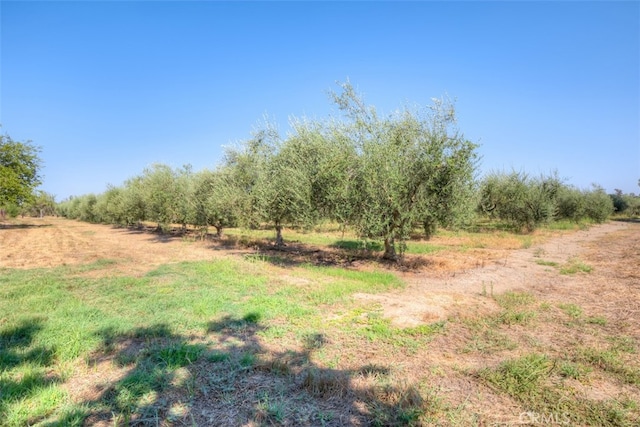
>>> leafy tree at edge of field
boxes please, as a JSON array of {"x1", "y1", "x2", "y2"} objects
[{"x1": 0, "y1": 132, "x2": 43, "y2": 216}]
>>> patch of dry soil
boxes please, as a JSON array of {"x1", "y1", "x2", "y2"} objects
[
  {"x1": 355, "y1": 221, "x2": 639, "y2": 329},
  {"x1": 0, "y1": 217, "x2": 225, "y2": 275}
]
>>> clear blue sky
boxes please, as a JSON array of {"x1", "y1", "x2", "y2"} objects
[{"x1": 2, "y1": 1, "x2": 639, "y2": 200}]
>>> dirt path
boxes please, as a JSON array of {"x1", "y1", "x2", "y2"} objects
[{"x1": 355, "y1": 221, "x2": 640, "y2": 328}]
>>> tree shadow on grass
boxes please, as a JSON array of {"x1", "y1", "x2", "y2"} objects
[
  {"x1": 0, "y1": 318, "x2": 60, "y2": 424},
  {"x1": 51, "y1": 314, "x2": 438, "y2": 426}
]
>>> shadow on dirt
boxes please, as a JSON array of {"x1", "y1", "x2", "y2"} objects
[
  {"x1": 45, "y1": 315, "x2": 435, "y2": 426},
  {"x1": 0, "y1": 222, "x2": 53, "y2": 230},
  {"x1": 613, "y1": 217, "x2": 640, "y2": 224},
  {"x1": 111, "y1": 223, "x2": 432, "y2": 271}
]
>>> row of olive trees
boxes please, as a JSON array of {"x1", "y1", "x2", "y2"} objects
[
  {"x1": 477, "y1": 170, "x2": 615, "y2": 231},
  {"x1": 58, "y1": 83, "x2": 480, "y2": 259},
  {"x1": 57, "y1": 164, "x2": 239, "y2": 237},
  {"x1": 57, "y1": 83, "x2": 625, "y2": 257}
]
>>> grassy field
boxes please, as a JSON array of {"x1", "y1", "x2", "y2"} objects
[{"x1": 1, "y1": 218, "x2": 639, "y2": 426}]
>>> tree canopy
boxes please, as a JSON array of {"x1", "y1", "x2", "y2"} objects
[
  {"x1": 0, "y1": 133, "x2": 42, "y2": 209},
  {"x1": 327, "y1": 83, "x2": 478, "y2": 258}
]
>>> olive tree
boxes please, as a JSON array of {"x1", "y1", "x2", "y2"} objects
[
  {"x1": 583, "y1": 185, "x2": 614, "y2": 223},
  {"x1": 119, "y1": 175, "x2": 147, "y2": 226},
  {"x1": 225, "y1": 120, "x2": 335, "y2": 247},
  {"x1": 330, "y1": 83, "x2": 478, "y2": 259},
  {"x1": 138, "y1": 163, "x2": 193, "y2": 232},
  {"x1": 192, "y1": 168, "x2": 240, "y2": 238},
  {"x1": 94, "y1": 185, "x2": 125, "y2": 225},
  {"x1": 478, "y1": 171, "x2": 560, "y2": 232},
  {"x1": 224, "y1": 127, "x2": 276, "y2": 231},
  {"x1": 257, "y1": 131, "x2": 317, "y2": 247}
]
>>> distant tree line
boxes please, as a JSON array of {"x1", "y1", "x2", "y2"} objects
[
  {"x1": 477, "y1": 171, "x2": 618, "y2": 232},
  {"x1": 55, "y1": 84, "x2": 635, "y2": 258}
]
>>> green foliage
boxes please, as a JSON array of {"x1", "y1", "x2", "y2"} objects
[
  {"x1": 556, "y1": 185, "x2": 586, "y2": 222},
  {"x1": 328, "y1": 82, "x2": 478, "y2": 258},
  {"x1": 54, "y1": 82, "x2": 621, "y2": 248},
  {"x1": 583, "y1": 185, "x2": 614, "y2": 223},
  {"x1": 224, "y1": 123, "x2": 310, "y2": 245},
  {"x1": 0, "y1": 133, "x2": 42, "y2": 211},
  {"x1": 94, "y1": 185, "x2": 125, "y2": 224},
  {"x1": 559, "y1": 258, "x2": 592, "y2": 275},
  {"x1": 257, "y1": 127, "x2": 319, "y2": 245},
  {"x1": 478, "y1": 171, "x2": 560, "y2": 232},
  {"x1": 610, "y1": 188, "x2": 640, "y2": 217},
  {"x1": 553, "y1": 184, "x2": 613, "y2": 224},
  {"x1": 22, "y1": 190, "x2": 56, "y2": 218},
  {"x1": 191, "y1": 168, "x2": 239, "y2": 237},
  {"x1": 139, "y1": 163, "x2": 193, "y2": 230},
  {"x1": 224, "y1": 126, "x2": 276, "y2": 230}
]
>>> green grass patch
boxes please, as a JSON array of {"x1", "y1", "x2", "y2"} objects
[
  {"x1": 560, "y1": 258, "x2": 593, "y2": 275},
  {"x1": 479, "y1": 353, "x2": 551, "y2": 397},
  {"x1": 331, "y1": 240, "x2": 383, "y2": 251},
  {"x1": 478, "y1": 353, "x2": 639, "y2": 426},
  {"x1": 153, "y1": 342, "x2": 205, "y2": 369},
  {"x1": 341, "y1": 309, "x2": 445, "y2": 352},
  {"x1": 535, "y1": 259, "x2": 558, "y2": 267},
  {"x1": 558, "y1": 361, "x2": 592, "y2": 381},
  {"x1": 297, "y1": 265, "x2": 403, "y2": 305},
  {"x1": 404, "y1": 241, "x2": 447, "y2": 255},
  {"x1": 559, "y1": 303, "x2": 583, "y2": 319},
  {"x1": 577, "y1": 347, "x2": 640, "y2": 385},
  {"x1": 586, "y1": 316, "x2": 607, "y2": 326},
  {"x1": 492, "y1": 291, "x2": 537, "y2": 326}
]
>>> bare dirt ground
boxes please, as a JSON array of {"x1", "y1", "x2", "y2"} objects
[
  {"x1": 0, "y1": 217, "x2": 225, "y2": 275},
  {"x1": 357, "y1": 220, "x2": 640, "y2": 329}
]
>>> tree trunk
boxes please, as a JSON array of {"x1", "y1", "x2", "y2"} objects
[
  {"x1": 423, "y1": 218, "x2": 437, "y2": 240},
  {"x1": 383, "y1": 237, "x2": 397, "y2": 260},
  {"x1": 275, "y1": 224, "x2": 285, "y2": 248},
  {"x1": 214, "y1": 225, "x2": 223, "y2": 239}
]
